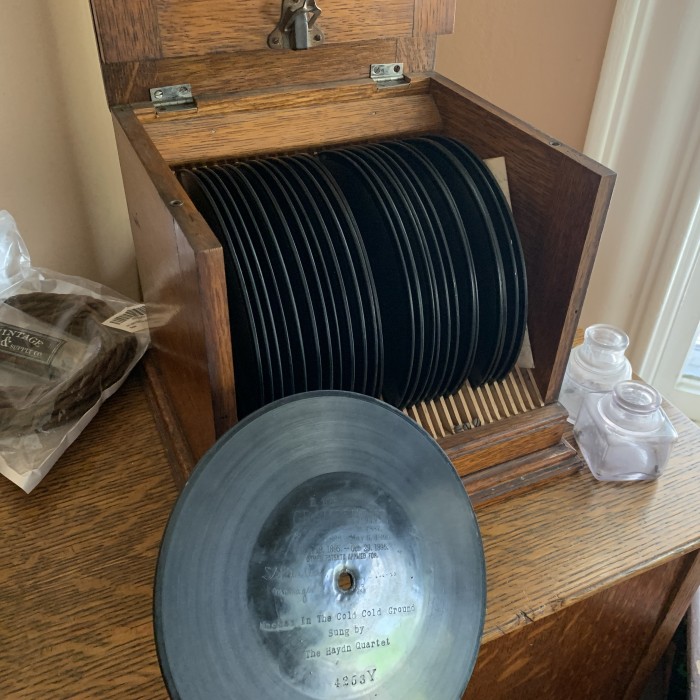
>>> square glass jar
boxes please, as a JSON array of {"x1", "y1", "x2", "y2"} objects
[{"x1": 573, "y1": 381, "x2": 678, "y2": 482}]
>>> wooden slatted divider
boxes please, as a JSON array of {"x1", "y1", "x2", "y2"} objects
[{"x1": 405, "y1": 366, "x2": 542, "y2": 441}]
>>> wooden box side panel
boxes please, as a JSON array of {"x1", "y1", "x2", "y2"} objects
[
  {"x1": 430, "y1": 76, "x2": 616, "y2": 403},
  {"x1": 136, "y1": 80, "x2": 443, "y2": 165},
  {"x1": 112, "y1": 108, "x2": 236, "y2": 461},
  {"x1": 90, "y1": 0, "x2": 453, "y2": 64}
]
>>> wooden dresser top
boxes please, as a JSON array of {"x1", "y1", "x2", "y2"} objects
[{"x1": 1, "y1": 363, "x2": 699, "y2": 697}]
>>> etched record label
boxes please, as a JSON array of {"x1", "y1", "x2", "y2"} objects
[{"x1": 248, "y1": 472, "x2": 422, "y2": 696}]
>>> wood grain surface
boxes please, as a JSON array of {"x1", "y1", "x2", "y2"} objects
[
  {"x1": 0, "y1": 370, "x2": 175, "y2": 699},
  {"x1": 463, "y1": 439, "x2": 581, "y2": 507},
  {"x1": 624, "y1": 551, "x2": 700, "y2": 700},
  {"x1": 477, "y1": 400, "x2": 700, "y2": 644},
  {"x1": 112, "y1": 107, "x2": 237, "y2": 458},
  {"x1": 89, "y1": 0, "x2": 449, "y2": 66},
  {"x1": 157, "y1": 0, "x2": 415, "y2": 56},
  {"x1": 442, "y1": 403, "x2": 568, "y2": 475},
  {"x1": 2, "y1": 369, "x2": 699, "y2": 698},
  {"x1": 100, "y1": 39, "x2": 396, "y2": 106},
  {"x1": 397, "y1": 35, "x2": 437, "y2": 73},
  {"x1": 140, "y1": 87, "x2": 442, "y2": 165},
  {"x1": 90, "y1": 0, "x2": 161, "y2": 64},
  {"x1": 413, "y1": 0, "x2": 455, "y2": 36},
  {"x1": 463, "y1": 552, "x2": 700, "y2": 700}
]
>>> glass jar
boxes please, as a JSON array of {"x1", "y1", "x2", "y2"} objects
[
  {"x1": 573, "y1": 380, "x2": 678, "y2": 482},
  {"x1": 559, "y1": 324, "x2": 632, "y2": 423}
]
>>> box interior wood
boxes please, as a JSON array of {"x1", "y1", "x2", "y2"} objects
[
  {"x1": 91, "y1": 0, "x2": 615, "y2": 500},
  {"x1": 90, "y1": 0, "x2": 453, "y2": 105}
]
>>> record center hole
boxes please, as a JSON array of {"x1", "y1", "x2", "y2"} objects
[{"x1": 337, "y1": 570, "x2": 355, "y2": 593}]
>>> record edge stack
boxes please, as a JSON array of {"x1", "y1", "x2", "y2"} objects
[{"x1": 177, "y1": 133, "x2": 540, "y2": 447}]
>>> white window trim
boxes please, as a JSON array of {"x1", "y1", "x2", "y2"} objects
[{"x1": 583, "y1": 0, "x2": 700, "y2": 419}]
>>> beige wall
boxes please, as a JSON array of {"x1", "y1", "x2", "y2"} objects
[
  {"x1": 0, "y1": 0, "x2": 137, "y2": 298},
  {"x1": 0, "y1": 0, "x2": 614, "y2": 299},
  {"x1": 437, "y1": 0, "x2": 617, "y2": 150}
]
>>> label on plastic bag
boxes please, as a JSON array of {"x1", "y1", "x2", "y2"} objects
[
  {"x1": 0, "y1": 321, "x2": 66, "y2": 375},
  {"x1": 102, "y1": 304, "x2": 149, "y2": 333}
]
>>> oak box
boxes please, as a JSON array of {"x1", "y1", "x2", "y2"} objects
[{"x1": 89, "y1": 0, "x2": 615, "y2": 500}]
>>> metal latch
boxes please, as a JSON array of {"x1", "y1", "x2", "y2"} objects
[
  {"x1": 370, "y1": 63, "x2": 409, "y2": 88},
  {"x1": 268, "y1": 0, "x2": 324, "y2": 50},
  {"x1": 149, "y1": 84, "x2": 197, "y2": 114}
]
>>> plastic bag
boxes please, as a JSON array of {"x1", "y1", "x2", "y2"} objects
[{"x1": 0, "y1": 211, "x2": 149, "y2": 492}]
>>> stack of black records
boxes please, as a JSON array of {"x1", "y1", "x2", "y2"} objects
[{"x1": 179, "y1": 135, "x2": 527, "y2": 417}]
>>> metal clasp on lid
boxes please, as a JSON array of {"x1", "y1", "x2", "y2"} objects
[{"x1": 268, "y1": 0, "x2": 324, "y2": 50}]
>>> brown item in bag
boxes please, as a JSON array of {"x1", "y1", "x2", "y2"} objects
[{"x1": 0, "y1": 292, "x2": 139, "y2": 434}]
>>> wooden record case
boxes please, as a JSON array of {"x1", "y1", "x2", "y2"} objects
[{"x1": 89, "y1": 0, "x2": 615, "y2": 500}]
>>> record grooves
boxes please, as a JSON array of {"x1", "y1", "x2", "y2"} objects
[
  {"x1": 178, "y1": 134, "x2": 528, "y2": 415},
  {"x1": 155, "y1": 391, "x2": 486, "y2": 699}
]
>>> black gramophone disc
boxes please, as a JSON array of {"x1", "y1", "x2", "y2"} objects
[
  {"x1": 236, "y1": 162, "x2": 322, "y2": 393},
  {"x1": 155, "y1": 391, "x2": 486, "y2": 700},
  {"x1": 270, "y1": 156, "x2": 348, "y2": 391},
  {"x1": 279, "y1": 156, "x2": 356, "y2": 393},
  {"x1": 407, "y1": 138, "x2": 506, "y2": 387},
  {"x1": 319, "y1": 149, "x2": 418, "y2": 408},
  {"x1": 441, "y1": 138, "x2": 528, "y2": 380},
  {"x1": 371, "y1": 143, "x2": 460, "y2": 400},
  {"x1": 212, "y1": 164, "x2": 297, "y2": 399},
  {"x1": 220, "y1": 164, "x2": 310, "y2": 394},
  {"x1": 293, "y1": 155, "x2": 383, "y2": 398},
  {"x1": 247, "y1": 158, "x2": 334, "y2": 390},
  {"x1": 382, "y1": 142, "x2": 478, "y2": 396},
  {"x1": 197, "y1": 166, "x2": 284, "y2": 403},
  {"x1": 424, "y1": 136, "x2": 526, "y2": 381},
  {"x1": 178, "y1": 168, "x2": 267, "y2": 416},
  {"x1": 335, "y1": 147, "x2": 428, "y2": 408},
  {"x1": 350, "y1": 144, "x2": 440, "y2": 407}
]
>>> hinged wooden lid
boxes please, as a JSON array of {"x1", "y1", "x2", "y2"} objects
[{"x1": 90, "y1": 0, "x2": 455, "y2": 105}]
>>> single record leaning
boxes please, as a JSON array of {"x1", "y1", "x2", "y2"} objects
[{"x1": 154, "y1": 391, "x2": 486, "y2": 700}]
